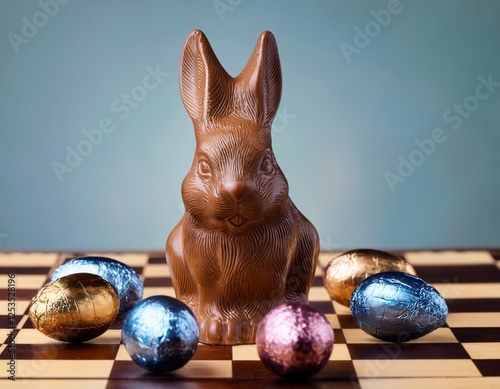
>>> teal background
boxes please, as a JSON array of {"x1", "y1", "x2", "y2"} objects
[{"x1": 1, "y1": 0, "x2": 499, "y2": 251}]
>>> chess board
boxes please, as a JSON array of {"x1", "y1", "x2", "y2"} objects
[{"x1": 1, "y1": 251, "x2": 500, "y2": 388}]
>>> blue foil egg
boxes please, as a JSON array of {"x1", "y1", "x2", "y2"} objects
[
  {"x1": 122, "y1": 295, "x2": 199, "y2": 373},
  {"x1": 51, "y1": 256, "x2": 143, "y2": 315},
  {"x1": 350, "y1": 272, "x2": 448, "y2": 342}
]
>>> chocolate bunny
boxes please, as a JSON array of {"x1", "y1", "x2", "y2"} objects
[{"x1": 166, "y1": 30, "x2": 319, "y2": 344}]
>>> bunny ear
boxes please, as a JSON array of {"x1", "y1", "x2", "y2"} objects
[
  {"x1": 236, "y1": 31, "x2": 282, "y2": 128},
  {"x1": 179, "y1": 30, "x2": 231, "y2": 126}
]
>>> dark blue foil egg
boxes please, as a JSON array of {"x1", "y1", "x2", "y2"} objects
[
  {"x1": 122, "y1": 295, "x2": 199, "y2": 373},
  {"x1": 350, "y1": 271, "x2": 448, "y2": 342},
  {"x1": 51, "y1": 256, "x2": 143, "y2": 315}
]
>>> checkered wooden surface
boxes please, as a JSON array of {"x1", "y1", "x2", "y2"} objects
[{"x1": 1, "y1": 251, "x2": 500, "y2": 388}]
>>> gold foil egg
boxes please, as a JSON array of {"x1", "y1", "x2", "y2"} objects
[
  {"x1": 29, "y1": 272, "x2": 119, "y2": 342},
  {"x1": 324, "y1": 249, "x2": 417, "y2": 307}
]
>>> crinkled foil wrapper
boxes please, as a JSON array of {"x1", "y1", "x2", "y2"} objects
[
  {"x1": 29, "y1": 272, "x2": 119, "y2": 342},
  {"x1": 51, "y1": 256, "x2": 143, "y2": 315},
  {"x1": 350, "y1": 271, "x2": 448, "y2": 342},
  {"x1": 256, "y1": 303, "x2": 334, "y2": 377},
  {"x1": 324, "y1": 249, "x2": 417, "y2": 306},
  {"x1": 122, "y1": 295, "x2": 199, "y2": 372}
]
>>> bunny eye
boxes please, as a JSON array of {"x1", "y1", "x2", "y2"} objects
[
  {"x1": 197, "y1": 159, "x2": 212, "y2": 177},
  {"x1": 260, "y1": 153, "x2": 275, "y2": 175}
]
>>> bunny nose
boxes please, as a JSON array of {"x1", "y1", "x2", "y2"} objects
[{"x1": 224, "y1": 180, "x2": 250, "y2": 202}]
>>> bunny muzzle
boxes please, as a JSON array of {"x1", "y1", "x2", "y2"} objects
[{"x1": 214, "y1": 179, "x2": 264, "y2": 232}]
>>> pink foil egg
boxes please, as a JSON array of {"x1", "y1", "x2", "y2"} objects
[{"x1": 256, "y1": 303, "x2": 334, "y2": 378}]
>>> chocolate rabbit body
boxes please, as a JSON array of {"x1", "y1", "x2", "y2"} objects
[{"x1": 166, "y1": 30, "x2": 319, "y2": 345}]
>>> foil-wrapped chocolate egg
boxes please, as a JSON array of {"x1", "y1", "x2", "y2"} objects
[
  {"x1": 122, "y1": 295, "x2": 199, "y2": 373},
  {"x1": 29, "y1": 273, "x2": 119, "y2": 343},
  {"x1": 256, "y1": 303, "x2": 334, "y2": 378},
  {"x1": 350, "y1": 271, "x2": 448, "y2": 342},
  {"x1": 51, "y1": 256, "x2": 143, "y2": 315},
  {"x1": 324, "y1": 249, "x2": 416, "y2": 306}
]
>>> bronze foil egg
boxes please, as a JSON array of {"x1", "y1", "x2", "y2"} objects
[
  {"x1": 29, "y1": 272, "x2": 119, "y2": 342},
  {"x1": 324, "y1": 249, "x2": 417, "y2": 306}
]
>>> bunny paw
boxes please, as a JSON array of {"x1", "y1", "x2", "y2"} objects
[
  {"x1": 224, "y1": 318, "x2": 256, "y2": 344},
  {"x1": 199, "y1": 317, "x2": 256, "y2": 345},
  {"x1": 199, "y1": 317, "x2": 224, "y2": 344}
]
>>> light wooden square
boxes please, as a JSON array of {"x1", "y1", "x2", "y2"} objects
[
  {"x1": 407, "y1": 328, "x2": 458, "y2": 343},
  {"x1": 359, "y1": 377, "x2": 500, "y2": 389},
  {"x1": 462, "y1": 342, "x2": 500, "y2": 359},
  {"x1": 0, "y1": 274, "x2": 48, "y2": 291},
  {"x1": 142, "y1": 263, "x2": 170, "y2": 277},
  {"x1": 330, "y1": 343, "x2": 351, "y2": 360},
  {"x1": 333, "y1": 301, "x2": 352, "y2": 315},
  {"x1": 115, "y1": 344, "x2": 132, "y2": 361},
  {"x1": 0, "y1": 360, "x2": 114, "y2": 379},
  {"x1": 3, "y1": 379, "x2": 109, "y2": 389},
  {"x1": 325, "y1": 313, "x2": 340, "y2": 329},
  {"x1": 405, "y1": 251, "x2": 494, "y2": 266},
  {"x1": 175, "y1": 360, "x2": 232, "y2": 378},
  {"x1": 82, "y1": 253, "x2": 149, "y2": 267},
  {"x1": 143, "y1": 286, "x2": 176, "y2": 298},
  {"x1": 14, "y1": 329, "x2": 121, "y2": 344},
  {"x1": 342, "y1": 328, "x2": 456, "y2": 344},
  {"x1": 232, "y1": 344, "x2": 259, "y2": 361},
  {"x1": 434, "y1": 283, "x2": 500, "y2": 299},
  {"x1": 343, "y1": 329, "x2": 391, "y2": 344},
  {"x1": 308, "y1": 286, "x2": 331, "y2": 301},
  {"x1": 446, "y1": 312, "x2": 500, "y2": 328},
  {"x1": 0, "y1": 253, "x2": 59, "y2": 267},
  {"x1": 0, "y1": 300, "x2": 31, "y2": 316},
  {"x1": 353, "y1": 359, "x2": 481, "y2": 378}
]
